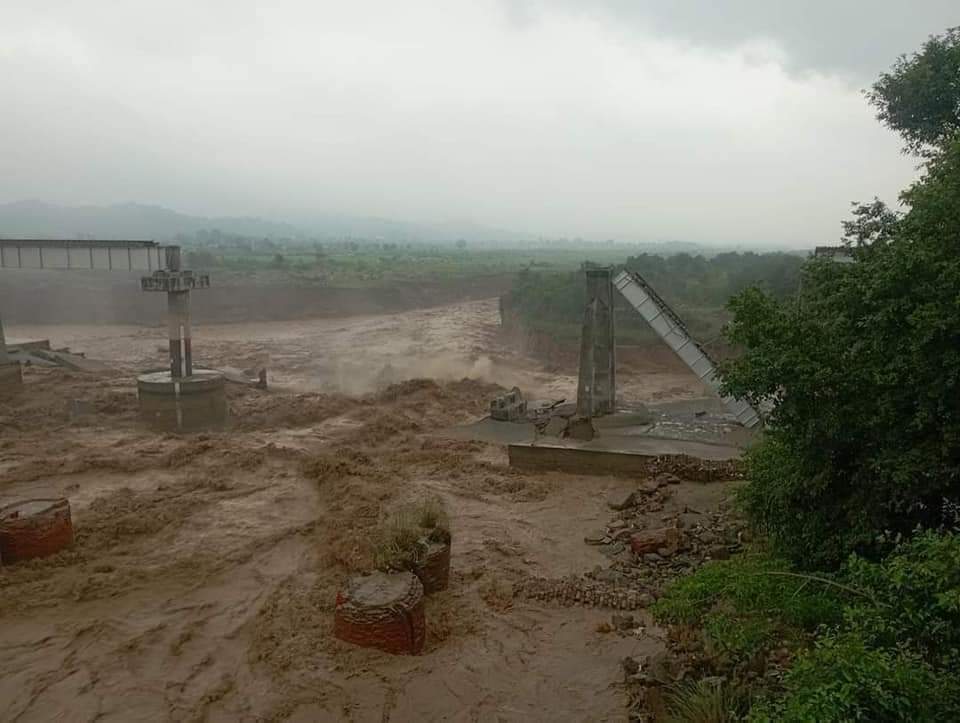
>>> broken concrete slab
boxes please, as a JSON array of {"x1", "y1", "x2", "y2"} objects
[
  {"x1": 220, "y1": 366, "x2": 268, "y2": 388},
  {"x1": 39, "y1": 350, "x2": 111, "y2": 372},
  {"x1": 8, "y1": 348, "x2": 111, "y2": 373},
  {"x1": 607, "y1": 490, "x2": 637, "y2": 511},
  {"x1": 543, "y1": 416, "x2": 567, "y2": 437},
  {"x1": 5, "y1": 338, "x2": 51, "y2": 352}
]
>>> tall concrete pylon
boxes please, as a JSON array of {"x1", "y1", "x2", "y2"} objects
[{"x1": 576, "y1": 266, "x2": 616, "y2": 417}]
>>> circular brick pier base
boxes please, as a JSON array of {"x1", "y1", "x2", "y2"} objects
[
  {"x1": 0, "y1": 498, "x2": 74, "y2": 564},
  {"x1": 413, "y1": 541, "x2": 451, "y2": 595},
  {"x1": 334, "y1": 571, "x2": 426, "y2": 655}
]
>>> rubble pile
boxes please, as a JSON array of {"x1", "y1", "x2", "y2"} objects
[
  {"x1": 620, "y1": 623, "x2": 794, "y2": 722},
  {"x1": 513, "y1": 575, "x2": 653, "y2": 610},
  {"x1": 514, "y1": 473, "x2": 747, "y2": 610},
  {"x1": 636, "y1": 456, "x2": 744, "y2": 483}
]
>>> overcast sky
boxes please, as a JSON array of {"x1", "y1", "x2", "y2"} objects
[{"x1": 1, "y1": 1, "x2": 956, "y2": 245}]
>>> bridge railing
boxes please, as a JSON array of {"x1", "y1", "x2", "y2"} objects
[{"x1": 0, "y1": 239, "x2": 164, "y2": 272}]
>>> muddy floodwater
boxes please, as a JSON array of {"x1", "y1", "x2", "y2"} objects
[{"x1": 1, "y1": 299, "x2": 722, "y2": 722}]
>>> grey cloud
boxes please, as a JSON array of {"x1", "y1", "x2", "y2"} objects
[
  {"x1": 528, "y1": 1, "x2": 958, "y2": 80},
  {"x1": 0, "y1": 1, "x2": 934, "y2": 246}
]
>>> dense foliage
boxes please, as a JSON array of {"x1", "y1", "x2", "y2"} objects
[
  {"x1": 503, "y1": 251, "x2": 803, "y2": 344},
  {"x1": 721, "y1": 28, "x2": 960, "y2": 568},
  {"x1": 654, "y1": 533, "x2": 960, "y2": 722},
  {"x1": 752, "y1": 532, "x2": 960, "y2": 722},
  {"x1": 652, "y1": 553, "x2": 844, "y2": 657},
  {"x1": 867, "y1": 27, "x2": 960, "y2": 157},
  {"x1": 185, "y1": 240, "x2": 645, "y2": 284},
  {"x1": 649, "y1": 29, "x2": 960, "y2": 722}
]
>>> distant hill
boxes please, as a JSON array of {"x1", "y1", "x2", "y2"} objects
[
  {"x1": 0, "y1": 200, "x2": 802, "y2": 250},
  {"x1": 0, "y1": 201, "x2": 531, "y2": 243},
  {"x1": 0, "y1": 201, "x2": 300, "y2": 241}
]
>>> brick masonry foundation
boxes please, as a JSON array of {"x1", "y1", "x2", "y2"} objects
[{"x1": 0, "y1": 498, "x2": 74, "y2": 564}]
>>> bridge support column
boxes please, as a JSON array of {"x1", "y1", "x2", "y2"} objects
[
  {"x1": 163, "y1": 246, "x2": 193, "y2": 379},
  {"x1": 0, "y1": 314, "x2": 23, "y2": 392},
  {"x1": 137, "y1": 245, "x2": 225, "y2": 431},
  {"x1": 576, "y1": 267, "x2": 616, "y2": 417},
  {"x1": 167, "y1": 291, "x2": 192, "y2": 378}
]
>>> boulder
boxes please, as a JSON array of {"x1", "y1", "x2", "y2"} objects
[
  {"x1": 612, "y1": 613, "x2": 636, "y2": 631},
  {"x1": 637, "y1": 479, "x2": 660, "y2": 495},
  {"x1": 629, "y1": 525, "x2": 681, "y2": 556},
  {"x1": 584, "y1": 531, "x2": 608, "y2": 545},
  {"x1": 543, "y1": 416, "x2": 567, "y2": 437},
  {"x1": 607, "y1": 490, "x2": 637, "y2": 511}
]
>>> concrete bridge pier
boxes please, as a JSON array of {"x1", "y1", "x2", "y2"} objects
[
  {"x1": 137, "y1": 246, "x2": 226, "y2": 432},
  {"x1": 576, "y1": 266, "x2": 616, "y2": 417},
  {"x1": 0, "y1": 314, "x2": 23, "y2": 392}
]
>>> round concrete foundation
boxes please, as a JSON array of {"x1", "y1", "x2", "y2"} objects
[
  {"x1": 137, "y1": 370, "x2": 228, "y2": 432},
  {"x1": 0, "y1": 498, "x2": 74, "y2": 564},
  {"x1": 0, "y1": 362, "x2": 23, "y2": 394}
]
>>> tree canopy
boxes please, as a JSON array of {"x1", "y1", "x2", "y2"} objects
[
  {"x1": 867, "y1": 27, "x2": 960, "y2": 157},
  {"x1": 722, "y1": 29, "x2": 960, "y2": 568}
]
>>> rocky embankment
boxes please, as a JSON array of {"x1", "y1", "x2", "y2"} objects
[{"x1": 514, "y1": 472, "x2": 747, "y2": 610}]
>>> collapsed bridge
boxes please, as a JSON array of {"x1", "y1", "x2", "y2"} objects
[
  {"x1": 0, "y1": 238, "x2": 223, "y2": 430},
  {"x1": 576, "y1": 265, "x2": 761, "y2": 428}
]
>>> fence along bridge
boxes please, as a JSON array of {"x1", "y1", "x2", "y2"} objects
[{"x1": 0, "y1": 238, "x2": 165, "y2": 272}]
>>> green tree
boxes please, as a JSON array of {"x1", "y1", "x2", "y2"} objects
[
  {"x1": 867, "y1": 27, "x2": 960, "y2": 157},
  {"x1": 722, "y1": 29, "x2": 960, "y2": 568}
]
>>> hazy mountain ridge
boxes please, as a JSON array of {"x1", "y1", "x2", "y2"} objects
[
  {"x1": 0, "y1": 201, "x2": 804, "y2": 253},
  {"x1": 0, "y1": 201, "x2": 300, "y2": 241},
  {"x1": 0, "y1": 201, "x2": 530, "y2": 244}
]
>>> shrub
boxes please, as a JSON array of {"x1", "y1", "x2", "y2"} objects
[
  {"x1": 841, "y1": 530, "x2": 960, "y2": 669},
  {"x1": 735, "y1": 434, "x2": 879, "y2": 569},
  {"x1": 749, "y1": 632, "x2": 960, "y2": 722},
  {"x1": 652, "y1": 553, "x2": 843, "y2": 659},
  {"x1": 372, "y1": 496, "x2": 450, "y2": 572},
  {"x1": 721, "y1": 106, "x2": 960, "y2": 569},
  {"x1": 664, "y1": 679, "x2": 746, "y2": 723},
  {"x1": 656, "y1": 532, "x2": 960, "y2": 721}
]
